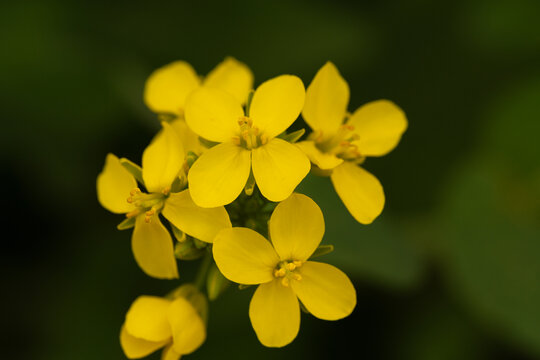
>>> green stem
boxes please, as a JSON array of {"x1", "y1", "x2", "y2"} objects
[{"x1": 194, "y1": 251, "x2": 212, "y2": 291}]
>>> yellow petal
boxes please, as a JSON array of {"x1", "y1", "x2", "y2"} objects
[
  {"x1": 168, "y1": 297, "x2": 206, "y2": 355},
  {"x1": 188, "y1": 142, "x2": 251, "y2": 207},
  {"x1": 302, "y1": 62, "x2": 349, "y2": 138},
  {"x1": 269, "y1": 193, "x2": 324, "y2": 261},
  {"x1": 330, "y1": 162, "x2": 385, "y2": 224},
  {"x1": 161, "y1": 344, "x2": 182, "y2": 360},
  {"x1": 169, "y1": 119, "x2": 204, "y2": 155},
  {"x1": 347, "y1": 100, "x2": 407, "y2": 157},
  {"x1": 249, "y1": 280, "x2": 300, "y2": 348},
  {"x1": 142, "y1": 122, "x2": 185, "y2": 193},
  {"x1": 97, "y1": 153, "x2": 136, "y2": 214},
  {"x1": 132, "y1": 216, "x2": 179, "y2": 279},
  {"x1": 125, "y1": 296, "x2": 172, "y2": 342},
  {"x1": 291, "y1": 261, "x2": 356, "y2": 320},
  {"x1": 296, "y1": 140, "x2": 343, "y2": 170},
  {"x1": 252, "y1": 138, "x2": 310, "y2": 202},
  {"x1": 249, "y1": 75, "x2": 305, "y2": 138},
  {"x1": 203, "y1": 57, "x2": 254, "y2": 104},
  {"x1": 162, "y1": 189, "x2": 231, "y2": 243},
  {"x1": 213, "y1": 228, "x2": 279, "y2": 285},
  {"x1": 144, "y1": 61, "x2": 200, "y2": 115},
  {"x1": 184, "y1": 87, "x2": 244, "y2": 143},
  {"x1": 120, "y1": 325, "x2": 168, "y2": 359}
]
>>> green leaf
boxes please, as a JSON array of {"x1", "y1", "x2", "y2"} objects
[
  {"x1": 206, "y1": 263, "x2": 231, "y2": 301},
  {"x1": 440, "y1": 158, "x2": 540, "y2": 355},
  {"x1": 297, "y1": 174, "x2": 423, "y2": 288},
  {"x1": 119, "y1": 158, "x2": 144, "y2": 185},
  {"x1": 116, "y1": 217, "x2": 135, "y2": 230}
]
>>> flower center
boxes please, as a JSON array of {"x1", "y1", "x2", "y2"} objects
[
  {"x1": 273, "y1": 260, "x2": 304, "y2": 287},
  {"x1": 312, "y1": 124, "x2": 365, "y2": 163},
  {"x1": 232, "y1": 116, "x2": 268, "y2": 150},
  {"x1": 125, "y1": 187, "x2": 168, "y2": 223}
]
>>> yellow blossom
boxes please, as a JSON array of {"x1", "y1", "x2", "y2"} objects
[
  {"x1": 144, "y1": 57, "x2": 254, "y2": 155},
  {"x1": 96, "y1": 122, "x2": 231, "y2": 279},
  {"x1": 120, "y1": 289, "x2": 206, "y2": 360},
  {"x1": 213, "y1": 193, "x2": 356, "y2": 347},
  {"x1": 184, "y1": 75, "x2": 310, "y2": 207},
  {"x1": 297, "y1": 62, "x2": 408, "y2": 224}
]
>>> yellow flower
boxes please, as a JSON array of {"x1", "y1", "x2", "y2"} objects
[
  {"x1": 184, "y1": 75, "x2": 310, "y2": 207},
  {"x1": 120, "y1": 288, "x2": 206, "y2": 360},
  {"x1": 297, "y1": 62, "x2": 408, "y2": 224},
  {"x1": 144, "y1": 57, "x2": 254, "y2": 155},
  {"x1": 96, "y1": 122, "x2": 231, "y2": 279},
  {"x1": 213, "y1": 193, "x2": 356, "y2": 347}
]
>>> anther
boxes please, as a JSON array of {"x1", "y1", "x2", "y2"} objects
[
  {"x1": 340, "y1": 141, "x2": 351, "y2": 147},
  {"x1": 126, "y1": 197, "x2": 133, "y2": 203},
  {"x1": 281, "y1": 277, "x2": 290, "y2": 287},
  {"x1": 293, "y1": 260, "x2": 303, "y2": 267},
  {"x1": 130, "y1": 188, "x2": 141, "y2": 196},
  {"x1": 232, "y1": 136, "x2": 241, "y2": 145},
  {"x1": 293, "y1": 274, "x2": 302, "y2": 281},
  {"x1": 162, "y1": 187, "x2": 171, "y2": 195},
  {"x1": 260, "y1": 134, "x2": 268, "y2": 145},
  {"x1": 287, "y1": 263, "x2": 296, "y2": 271},
  {"x1": 275, "y1": 268, "x2": 286, "y2": 277}
]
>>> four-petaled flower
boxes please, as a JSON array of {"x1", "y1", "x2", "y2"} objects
[
  {"x1": 297, "y1": 62, "x2": 407, "y2": 224},
  {"x1": 97, "y1": 122, "x2": 231, "y2": 279},
  {"x1": 120, "y1": 289, "x2": 206, "y2": 360},
  {"x1": 213, "y1": 193, "x2": 356, "y2": 347},
  {"x1": 144, "y1": 57, "x2": 254, "y2": 155},
  {"x1": 184, "y1": 75, "x2": 311, "y2": 207}
]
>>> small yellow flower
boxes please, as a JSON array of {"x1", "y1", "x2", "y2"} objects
[
  {"x1": 184, "y1": 75, "x2": 310, "y2": 207},
  {"x1": 97, "y1": 122, "x2": 231, "y2": 279},
  {"x1": 213, "y1": 193, "x2": 356, "y2": 347},
  {"x1": 144, "y1": 57, "x2": 254, "y2": 155},
  {"x1": 297, "y1": 62, "x2": 408, "y2": 224},
  {"x1": 120, "y1": 291, "x2": 206, "y2": 360}
]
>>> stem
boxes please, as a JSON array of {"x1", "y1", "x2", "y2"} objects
[{"x1": 194, "y1": 251, "x2": 212, "y2": 291}]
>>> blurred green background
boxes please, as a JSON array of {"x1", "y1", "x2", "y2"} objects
[{"x1": 2, "y1": 0, "x2": 539, "y2": 359}]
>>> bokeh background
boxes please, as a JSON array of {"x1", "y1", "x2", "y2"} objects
[{"x1": 2, "y1": 0, "x2": 539, "y2": 359}]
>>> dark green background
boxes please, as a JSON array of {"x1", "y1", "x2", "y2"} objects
[{"x1": 2, "y1": 0, "x2": 539, "y2": 359}]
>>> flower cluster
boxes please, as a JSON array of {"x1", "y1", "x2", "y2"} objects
[{"x1": 97, "y1": 57, "x2": 407, "y2": 358}]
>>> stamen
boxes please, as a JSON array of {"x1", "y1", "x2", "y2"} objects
[
  {"x1": 161, "y1": 187, "x2": 171, "y2": 195},
  {"x1": 232, "y1": 136, "x2": 241, "y2": 145},
  {"x1": 293, "y1": 274, "x2": 302, "y2": 281},
  {"x1": 281, "y1": 278, "x2": 290, "y2": 287},
  {"x1": 286, "y1": 263, "x2": 296, "y2": 271},
  {"x1": 293, "y1": 260, "x2": 303, "y2": 267},
  {"x1": 126, "y1": 209, "x2": 141, "y2": 218}
]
